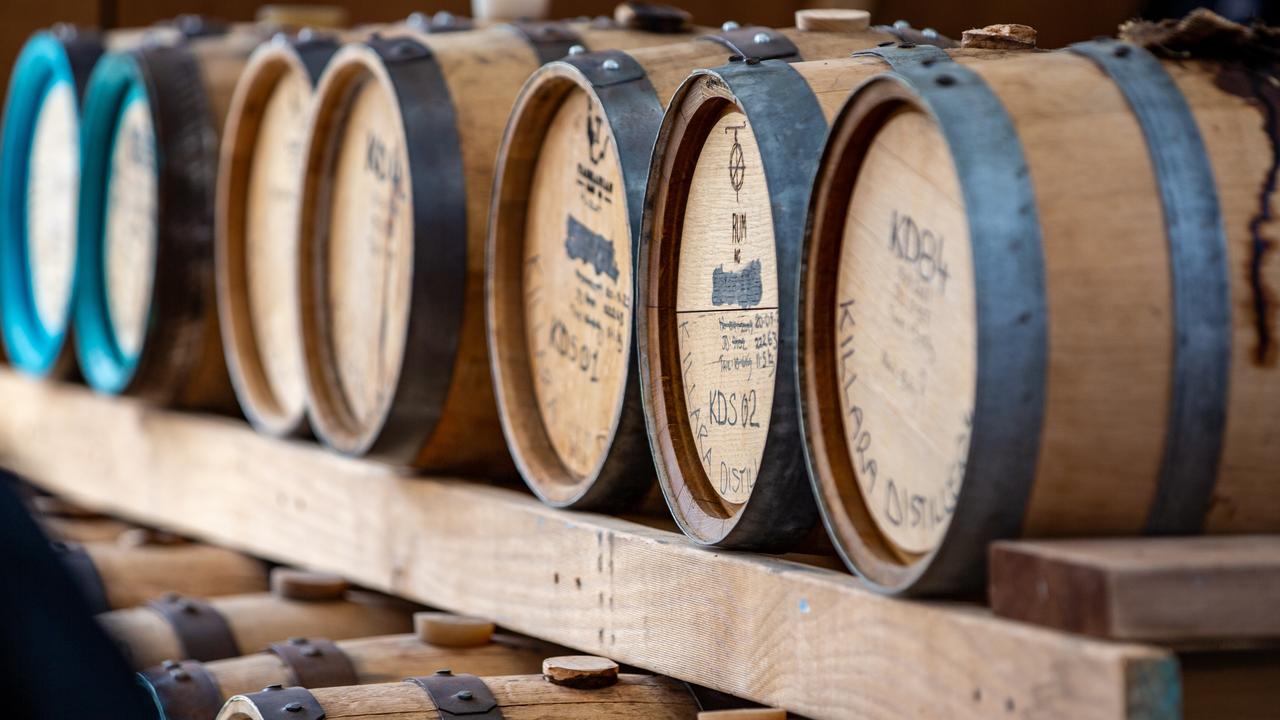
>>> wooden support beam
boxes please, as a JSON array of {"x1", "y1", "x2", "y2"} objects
[
  {"x1": 990, "y1": 538, "x2": 1280, "y2": 644},
  {"x1": 0, "y1": 372, "x2": 1190, "y2": 719}
]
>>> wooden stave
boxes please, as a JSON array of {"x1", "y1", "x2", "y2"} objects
[
  {"x1": 798, "y1": 44, "x2": 1280, "y2": 596},
  {"x1": 216, "y1": 33, "x2": 344, "y2": 437},
  {"x1": 217, "y1": 673, "x2": 700, "y2": 720},
  {"x1": 488, "y1": 28, "x2": 893, "y2": 511},
  {"x1": 0, "y1": 26, "x2": 103, "y2": 377},
  {"x1": 74, "y1": 31, "x2": 263, "y2": 410},
  {"x1": 81, "y1": 541, "x2": 270, "y2": 609},
  {"x1": 140, "y1": 631, "x2": 551, "y2": 720},
  {"x1": 298, "y1": 22, "x2": 696, "y2": 473}
]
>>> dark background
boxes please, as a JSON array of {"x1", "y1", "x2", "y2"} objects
[{"x1": 2, "y1": 0, "x2": 1277, "y2": 100}]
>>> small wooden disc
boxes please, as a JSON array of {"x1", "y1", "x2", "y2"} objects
[
  {"x1": 794, "y1": 9, "x2": 871, "y2": 33},
  {"x1": 324, "y1": 73, "x2": 413, "y2": 435},
  {"x1": 697, "y1": 710, "x2": 787, "y2": 720},
  {"x1": 270, "y1": 568, "x2": 349, "y2": 601},
  {"x1": 243, "y1": 63, "x2": 312, "y2": 422},
  {"x1": 522, "y1": 87, "x2": 633, "y2": 479},
  {"x1": 541, "y1": 655, "x2": 619, "y2": 688},
  {"x1": 104, "y1": 92, "x2": 158, "y2": 359},
  {"x1": 25, "y1": 80, "x2": 80, "y2": 333},
  {"x1": 414, "y1": 611, "x2": 495, "y2": 647},
  {"x1": 675, "y1": 110, "x2": 778, "y2": 505},
  {"x1": 835, "y1": 105, "x2": 975, "y2": 555}
]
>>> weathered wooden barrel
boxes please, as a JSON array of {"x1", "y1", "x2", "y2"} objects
[
  {"x1": 487, "y1": 10, "x2": 892, "y2": 510},
  {"x1": 636, "y1": 33, "x2": 958, "y2": 549},
  {"x1": 800, "y1": 38, "x2": 1280, "y2": 595},
  {"x1": 297, "y1": 7, "x2": 698, "y2": 473},
  {"x1": 139, "y1": 612, "x2": 553, "y2": 720},
  {"x1": 100, "y1": 569, "x2": 418, "y2": 669},
  {"x1": 74, "y1": 24, "x2": 269, "y2": 409},
  {"x1": 216, "y1": 665, "x2": 698, "y2": 720},
  {"x1": 216, "y1": 17, "x2": 474, "y2": 437},
  {"x1": 55, "y1": 538, "x2": 268, "y2": 612}
]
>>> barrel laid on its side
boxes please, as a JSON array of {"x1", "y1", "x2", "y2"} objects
[
  {"x1": 800, "y1": 39, "x2": 1280, "y2": 595},
  {"x1": 138, "y1": 612, "x2": 555, "y2": 720},
  {"x1": 74, "y1": 26, "x2": 267, "y2": 409},
  {"x1": 488, "y1": 10, "x2": 892, "y2": 511},
  {"x1": 100, "y1": 569, "x2": 417, "y2": 669},
  {"x1": 297, "y1": 8, "x2": 696, "y2": 473}
]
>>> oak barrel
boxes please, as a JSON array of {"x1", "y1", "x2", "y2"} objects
[
  {"x1": 216, "y1": 669, "x2": 699, "y2": 720},
  {"x1": 100, "y1": 570, "x2": 417, "y2": 669},
  {"x1": 74, "y1": 24, "x2": 268, "y2": 409},
  {"x1": 487, "y1": 10, "x2": 890, "y2": 510},
  {"x1": 637, "y1": 34, "x2": 958, "y2": 549},
  {"x1": 800, "y1": 37, "x2": 1280, "y2": 594},
  {"x1": 139, "y1": 613, "x2": 553, "y2": 720},
  {"x1": 215, "y1": 16, "x2": 474, "y2": 437},
  {"x1": 56, "y1": 539, "x2": 268, "y2": 612},
  {"x1": 297, "y1": 8, "x2": 697, "y2": 473}
]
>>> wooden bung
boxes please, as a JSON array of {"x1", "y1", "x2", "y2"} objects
[
  {"x1": 99, "y1": 573, "x2": 417, "y2": 669},
  {"x1": 799, "y1": 40, "x2": 1280, "y2": 595},
  {"x1": 69, "y1": 540, "x2": 268, "y2": 610},
  {"x1": 297, "y1": 9, "x2": 698, "y2": 472},
  {"x1": 216, "y1": 672, "x2": 699, "y2": 720},
  {"x1": 138, "y1": 619, "x2": 553, "y2": 720},
  {"x1": 488, "y1": 12, "x2": 893, "y2": 509},
  {"x1": 216, "y1": 17, "x2": 475, "y2": 436},
  {"x1": 74, "y1": 24, "x2": 270, "y2": 409},
  {"x1": 637, "y1": 37, "x2": 959, "y2": 549}
]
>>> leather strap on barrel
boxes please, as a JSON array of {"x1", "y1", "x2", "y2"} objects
[
  {"x1": 700, "y1": 26, "x2": 798, "y2": 62},
  {"x1": 148, "y1": 594, "x2": 240, "y2": 662},
  {"x1": 242, "y1": 685, "x2": 326, "y2": 720},
  {"x1": 1068, "y1": 39, "x2": 1231, "y2": 535},
  {"x1": 139, "y1": 659, "x2": 224, "y2": 720},
  {"x1": 407, "y1": 671, "x2": 504, "y2": 719},
  {"x1": 268, "y1": 637, "x2": 359, "y2": 689},
  {"x1": 52, "y1": 541, "x2": 110, "y2": 614},
  {"x1": 509, "y1": 22, "x2": 582, "y2": 63}
]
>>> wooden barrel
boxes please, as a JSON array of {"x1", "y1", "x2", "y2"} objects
[
  {"x1": 297, "y1": 8, "x2": 698, "y2": 473},
  {"x1": 488, "y1": 11, "x2": 893, "y2": 510},
  {"x1": 100, "y1": 569, "x2": 417, "y2": 669},
  {"x1": 56, "y1": 538, "x2": 268, "y2": 612},
  {"x1": 800, "y1": 38, "x2": 1280, "y2": 595},
  {"x1": 636, "y1": 33, "x2": 960, "y2": 549},
  {"x1": 216, "y1": 17, "x2": 474, "y2": 437},
  {"x1": 139, "y1": 612, "x2": 553, "y2": 720},
  {"x1": 74, "y1": 24, "x2": 269, "y2": 409},
  {"x1": 216, "y1": 668, "x2": 698, "y2": 720}
]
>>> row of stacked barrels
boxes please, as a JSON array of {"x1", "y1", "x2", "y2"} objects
[
  {"x1": 0, "y1": 4, "x2": 1276, "y2": 594},
  {"x1": 34, "y1": 499, "x2": 769, "y2": 720}
]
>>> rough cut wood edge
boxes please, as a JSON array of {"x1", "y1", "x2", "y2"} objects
[
  {"x1": 0, "y1": 371, "x2": 1179, "y2": 719},
  {"x1": 989, "y1": 537, "x2": 1280, "y2": 644}
]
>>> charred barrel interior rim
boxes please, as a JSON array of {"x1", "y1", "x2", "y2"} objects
[
  {"x1": 0, "y1": 32, "x2": 95, "y2": 374},
  {"x1": 74, "y1": 51, "x2": 155, "y2": 393},
  {"x1": 218, "y1": 46, "x2": 321, "y2": 436}
]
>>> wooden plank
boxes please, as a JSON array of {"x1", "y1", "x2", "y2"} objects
[
  {"x1": 990, "y1": 538, "x2": 1280, "y2": 644},
  {"x1": 0, "y1": 371, "x2": 1178, "y2": 719}
]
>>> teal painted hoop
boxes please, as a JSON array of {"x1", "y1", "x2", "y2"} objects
[
  {"x1": 74, "y1": 51, "x2": 157, "y2": 393},
  {"x1": 0, "y1": 31, "x2": 100, "y2": 375}
]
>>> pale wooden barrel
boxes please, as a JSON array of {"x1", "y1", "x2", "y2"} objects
[
  {"x1": 487, "y1": 11, "x2": 891, "y2": 510},
  {"x1": 637, "y1": 36, "x2": 958, "y2": 549},
  {"x1": 215, "y1": 17, "x2": 475, "y2": 437},
  {"x1": 800, "y1": 39, "x2": 1280, "y2": 595},
  {"x1": 296, "y1": 10, "x2": 698, "y2": 474},
  {"x1": 138, "y1": 613, "x2": 556, "y2": 720},
  {"x1": 216, "y1": 670, "x2": 698, "y2": 720},
  {"x1": 74, "y1": 25, "x2": 269, "y2": 410},
  {"x1": 57, "y1": 539, "x2": 268, "y2": 612},
  {"x1": 99, "y1": 570, "x2": 417, "y2": 668}
]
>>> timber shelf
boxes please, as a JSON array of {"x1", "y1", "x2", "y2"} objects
[{"x1": 0, "y1": 370, "x2": 1271, "y2": 720}]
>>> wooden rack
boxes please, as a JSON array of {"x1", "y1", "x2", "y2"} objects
[{"x1": 1, "y1": 370, "x2": 1274, "y2": 720}]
